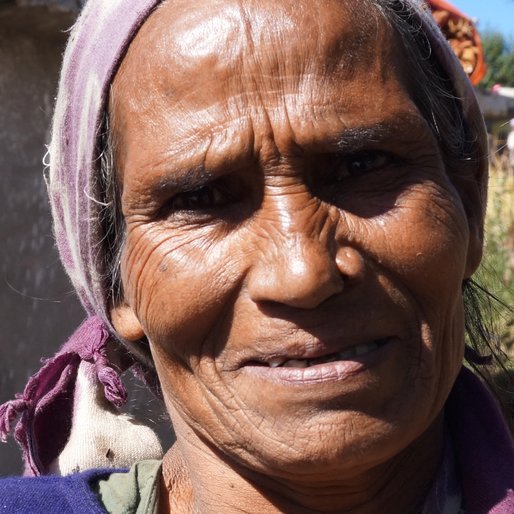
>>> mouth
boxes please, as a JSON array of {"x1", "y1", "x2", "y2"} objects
[{"x1": 246, "y1": 338, "x2": 391, "y2": 369}]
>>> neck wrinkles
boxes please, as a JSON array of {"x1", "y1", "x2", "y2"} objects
[{"x1": 161, "y1": 415, "x2": 445, "y2": 514}]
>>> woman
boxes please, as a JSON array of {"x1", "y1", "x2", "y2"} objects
[{"x1": 1, "y1": 0, "x2": 513, "y2": 512}]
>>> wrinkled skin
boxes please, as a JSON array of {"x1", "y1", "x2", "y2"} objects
[{"x1": 111, "y1": 0, "x2": 484, "y2": 512}]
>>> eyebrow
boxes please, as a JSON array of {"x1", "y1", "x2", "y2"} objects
[
  {"x1": 151, "y1": 164, "x2": 215, "y2": 197},
  {"x1": 139, "y1": 110, "x2": 433, "y2": 199},
  {"x1": 334, "y1": 112, "x2": 432, "y2": 152}
]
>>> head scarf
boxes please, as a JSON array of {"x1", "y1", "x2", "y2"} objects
[{"x1": 0, "y1": 0, "x2": 488, "y2": 476}]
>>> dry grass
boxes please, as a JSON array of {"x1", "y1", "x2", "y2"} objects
[{"x1": 478, "y1": 165, "x2": 514, "y2": 354}]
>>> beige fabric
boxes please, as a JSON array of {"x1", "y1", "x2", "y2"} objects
[{"x1": 48, "y1": 362, "x2": 163, "y2": 475}]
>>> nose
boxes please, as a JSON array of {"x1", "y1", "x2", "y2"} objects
[{"x1": 247, "y1": 215, "x2": 365, "y2": 310}]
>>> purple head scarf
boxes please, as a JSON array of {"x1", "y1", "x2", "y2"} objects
[
  {"x1": 0, "y1": 0, "x2": 165, "y2": 476},
  {"x1": 0, "y1": 0, "x2": 496, "y2": 481},
  {"x1": 48, "y1": 0, "x2": 161, "y2": 354}
]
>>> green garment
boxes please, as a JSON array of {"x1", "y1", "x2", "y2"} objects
[{"x1": 93, "y1": 460, "x2": 162, "y2": 514}]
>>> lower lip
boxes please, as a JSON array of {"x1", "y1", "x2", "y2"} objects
[{"x1": 241, "y1": 339, "x2": 395, "y2": 385}]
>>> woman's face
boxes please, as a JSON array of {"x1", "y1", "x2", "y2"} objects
[{"x1": 112, "y1": 0, "x2": 482, "y2": 478}]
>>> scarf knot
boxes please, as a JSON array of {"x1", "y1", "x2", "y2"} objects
[
  {"x1": 0, "y1": 316, "x2": 128, "y2": 475},
  {"x1": 74, "y1": 317, "x2": 127, "y2": 408},
  {"x1": 0, "y1": 396, "x2": 28, "y2": 443}
]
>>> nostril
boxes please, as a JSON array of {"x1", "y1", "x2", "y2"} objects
[
  {"x1": 335, "y1": 246, "x2": 366, "y2": 283},
  {"x1": 248, "y1": 258, "x2": 344, "y2": 310},
  {"x1": 247, "y1": 230, "x2": 349, "y2": 310}
]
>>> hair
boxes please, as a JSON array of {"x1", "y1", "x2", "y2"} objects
[
  {"x1": 95, "y1": 0, "x2": 510, "y2": 387},
  {"x1": 98, "y1": 111, "x2": 123, "y2": 305}
]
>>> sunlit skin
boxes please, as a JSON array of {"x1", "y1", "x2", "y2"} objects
[{"x1": 110, "y1": 0, "x2": 484, "y2": 512}]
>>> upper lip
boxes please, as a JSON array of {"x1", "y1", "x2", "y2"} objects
[
  {"x1": 236, "y1": 333, "x2": 396, "y2": 368},
  {"x1": 224, "y1": 301, "x2": 408, "y2": 370}
]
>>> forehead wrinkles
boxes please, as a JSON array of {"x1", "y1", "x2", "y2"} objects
[
  {"x1": 110, "y1": 0, "x2": 409, "y2": 175},
  {"x1": 114, "y1": 0, "x2": 388, "y2": 109}
]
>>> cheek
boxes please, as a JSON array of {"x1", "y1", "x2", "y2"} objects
[
  {"x1": 120, "y1": 223, "x2": 245, "y2": 349},
  {"x1": 367, "y1": 183, "x2": 470, "y2": 311},
  {"x1": 369, "y1": 183, "x2": 469, "y2": 379}
]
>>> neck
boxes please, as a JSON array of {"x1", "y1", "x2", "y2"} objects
[{"x1": 160, "y1": 417, "x2": 444, "y2": 514}]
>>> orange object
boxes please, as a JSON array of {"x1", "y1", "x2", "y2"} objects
[{"x1": 428, "y1": 0, "x2": 487, "y2": 85}]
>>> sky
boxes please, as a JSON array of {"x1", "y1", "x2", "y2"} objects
[{"x1": 453, "y1": 0, "x2": 514, "y2": 37}]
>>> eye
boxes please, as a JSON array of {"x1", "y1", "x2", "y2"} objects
[
  {"x1": 168, "y1": 183, "x2": 231, "y2": 212},
  {"x1": 334, "y1": 151, "x2": 394, "y2": 180}
]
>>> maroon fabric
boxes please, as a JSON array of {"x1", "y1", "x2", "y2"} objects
[
  {"x1": 421, "y1": 367, "x2": 514, "y2": 513},
  {"x1": 447, "y1": 368, "x2": 514, "y2": 513},
  {"x1": 0, "y1": 317, "x2": 127, "y2": 476}
]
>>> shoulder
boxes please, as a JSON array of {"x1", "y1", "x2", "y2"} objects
[
  {"x1": 447, "y1": 368, "x2": 514, "y2": 511},
  {"x1": 96, "y1": 459, "x2": 162, "y2": 514},
  {"x1": 0, "y1": 468, "x2": 118, "y2": 514}
]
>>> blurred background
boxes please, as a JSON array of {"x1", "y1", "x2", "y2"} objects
[{"x1": 0, "y1": 0, "x2": 513, "y2": 477}]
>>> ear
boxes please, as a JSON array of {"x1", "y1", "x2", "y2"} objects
[
  {"x1": 465, "y1": 223, "x2": 483, "y2": 280},
  {"x1": 451, "y1": 158, "x2": 487, "y2": 280},
  {"x1": 110, "y1": 303, "x2": 145, "y2": 341}
]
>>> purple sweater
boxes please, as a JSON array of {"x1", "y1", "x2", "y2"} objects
[
  {"x1": 1, "y1": 369, "x2": 513, "y2": 514},
  {"x1": 0, "y1": 468, "x2": 113, "y2": 513}
]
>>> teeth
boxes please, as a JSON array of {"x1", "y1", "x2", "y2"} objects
[
  {"x1": 354, "y1": 341, "x2": 378, "y2": 356},
  {"x1": 282, "y1": 359, "x2": 309, "y2": 368},
  {"x1": 266, "y1": 340, "x2": 385, "y2": 368},
  {"x1": 338, "y1": 349, "x2": 355, "y2": 360},
  {"x1": 309, "y1": 353, "x2": 338, "y2": 366}
]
